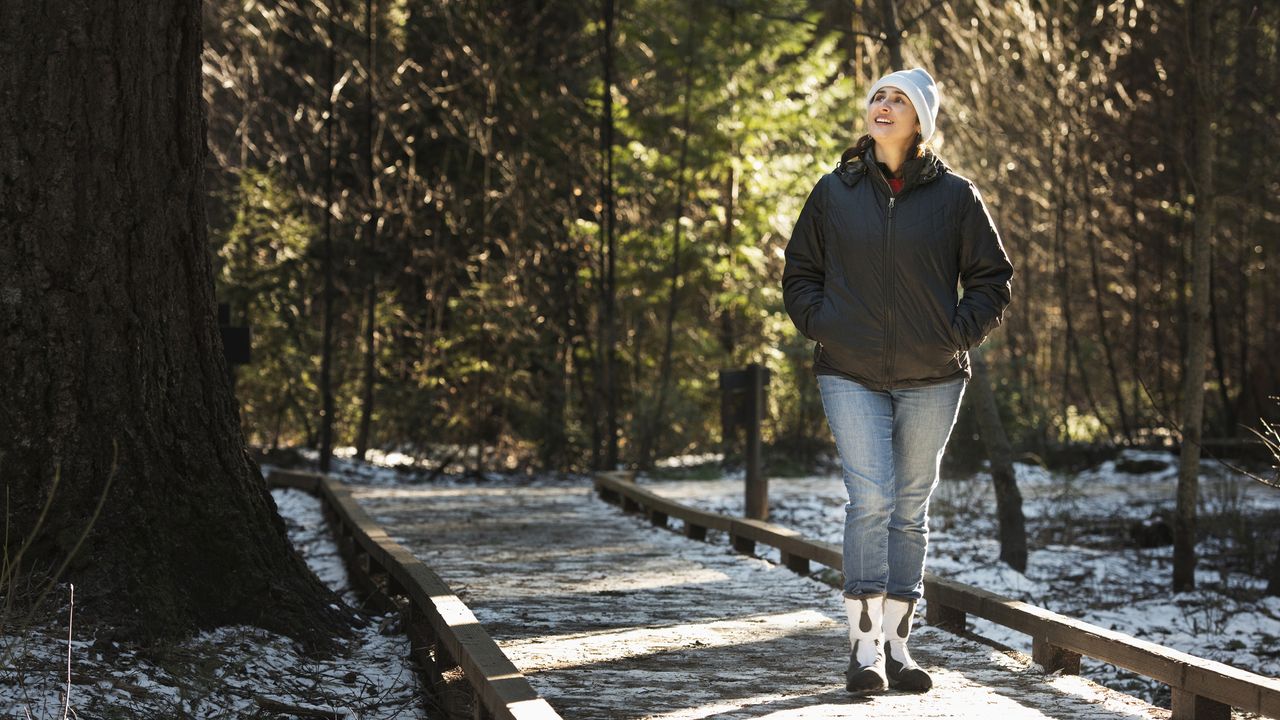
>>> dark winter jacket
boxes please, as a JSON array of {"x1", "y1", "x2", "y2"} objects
[{"x1": 782, "y1": 147, "x2": 1013, "y2": 390}]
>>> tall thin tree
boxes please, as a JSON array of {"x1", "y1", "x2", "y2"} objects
[
  {"x1": 1173, "y1": 0, "x2": 1218, "y2": 592},
  {"x1": 319, "y1": 0, "x2": 340, "y2": 473},
  {"x1": 639, "y1": 0, "x2": 699, "y2": 470},
  {"x1": 971, "y1": 349, "x2": 1028, "y2": 571},
  {"x1": 600, "y1": 0, "x2": 620, "y2": 470},
  {"x1": 355, "y1": 0, "x2": 379, "y2": 461}
]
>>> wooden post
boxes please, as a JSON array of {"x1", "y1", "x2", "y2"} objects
[
  {"x1": 744, "y1": 362, "x2": 768, "y2": 520},
  {"x1": 1032, "y1": 637, "x2": 1081, "y2": 675},
  {"x1": 926, "y1": 601, "x2": 966, "y2": 632},
  {"x1": 1171, "y1": 689, "x2": 1231, "y2": 720},
  {"x1": 596, "y1": 485, "x2": 618, "y2": 504},
  {"x1": 781, "y1": 552, "x2": 810, "y2": 575}
]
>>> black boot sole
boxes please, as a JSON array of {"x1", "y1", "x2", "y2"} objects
[
  {"x1": 846, "y1": 667, "x2": 886, "y2": 694},
  {"x1": 886, "y1": 668, "x2": 932, "y2": 692}
]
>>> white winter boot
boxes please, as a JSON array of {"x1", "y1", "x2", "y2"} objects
[
  {"x1": 883, "y1": 597, "x2": 932, "y2": 692},
  {"x1": 843, "y1": 594, "x2": 887, "y2": 693}
]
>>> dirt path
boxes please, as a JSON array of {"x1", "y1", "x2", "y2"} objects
[{"x1": 352, "y1": 480, "x2": 1168, "y2": 719}]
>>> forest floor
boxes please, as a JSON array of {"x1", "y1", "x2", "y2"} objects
[
  {"x1": 3, "y1": 446, "x2": 1275, "y2": 717},
  {"x1": 0, "y1": 486, "x2": 432, "y2": 719}
]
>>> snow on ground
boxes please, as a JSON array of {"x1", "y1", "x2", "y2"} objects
[
  {"x1": 0, "y1": 487, "x2": 429, "y2": 719},
  {"x1": 638, "y1": 448, "x2": 1280, "y2": 707}
]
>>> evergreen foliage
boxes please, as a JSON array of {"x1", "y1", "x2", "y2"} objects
[{"x1": 202, "y1": 0, "x2": 1280, "y2": 471}]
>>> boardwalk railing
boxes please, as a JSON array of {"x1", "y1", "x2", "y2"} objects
[
  {"x1": 268, "y1": 469, "x2": 563, "y2": 720},
  {"x1": 594, "y1": 471, "x2": 1280, "y2": 720}
]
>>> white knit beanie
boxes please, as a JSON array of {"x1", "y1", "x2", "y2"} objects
[{"x1": 865, "y1": 68, "x2": 941, "y2": 143}]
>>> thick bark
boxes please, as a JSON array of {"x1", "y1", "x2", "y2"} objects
[
  {"x1": 1174, "y1": 0, "x2": 1216, "y2": 593},
  {"x1": 970, "y1": 350, "x2": 1028, "y2": 572},
  {"x1": 0, "y1": 0, "x2": 349, "y2": 644}
]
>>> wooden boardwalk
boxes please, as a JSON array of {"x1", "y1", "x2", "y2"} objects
[{"x1": 351, "y1": 480, "x2": 1169, "y2": 719}]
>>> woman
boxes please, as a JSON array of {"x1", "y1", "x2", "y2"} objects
[{"x1": 782, "y1": 67, "x2": 1013, "y2": 694}]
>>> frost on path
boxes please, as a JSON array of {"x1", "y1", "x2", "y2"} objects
[{"x1": 353, "y1": 481, "x2": 1169, "y2": 720}]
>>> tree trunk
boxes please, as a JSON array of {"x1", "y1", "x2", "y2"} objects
[
  {"x1": 1087, "y1": 217, "x2": 1132, "y2": 443},
  {"x1": 1208, "y1": 253, "x2": 1232, "y2": 435},
  {"x1": 1050, "y1": 134, "x2": 1072, "y2": 441},
  {"x1": 1174, "y1": 0, "x2": 1216, "y2": 593},
  {"x1": 0, "y1": 0, "x2": 349, "y2": 645},
  {"x1": 599, "y1": 0, "x2": 620, "y2": 470},
  {"x1": 876, "y1": 0, "x2": 904, "y2": 69},
  {"x1": 717, "y1": 4, "x2": 740, "y2": 363},
  {"x1": 355, "y1": 279, "x2": 376, "y2": 459},
  {"x1": 318, "y1": 0, "x2": 339, "y2": 473},
  {"x1": 970, "y1": 350, "x2": 1028, "y2": 572},
  {"x1": 1065, "y1": 135, "x2": 1116, "y2": 442},
  {"x1": 355, "y1": 0, "x2": 379, "y2": 461},
  {"x1": 638, "y1": 1, "x2": 697, "y2": 472},
  {"x1": 1129, "y1": 174, "x2": 1143, "y2": 437}
]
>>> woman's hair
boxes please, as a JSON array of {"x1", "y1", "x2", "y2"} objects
[{"x1": 840, "y1": 132, "x2": 925, "y2": 166}]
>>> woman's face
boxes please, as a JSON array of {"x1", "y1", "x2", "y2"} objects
[{"x1": 866, "y1": 86, "x2": 921, "y2": 147}]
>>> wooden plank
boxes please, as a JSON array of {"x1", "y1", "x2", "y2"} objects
[
  {"x1": 781, "y1": 552, "x2": 810, "y2": 575},
  {"x1": 305, "y1": 476, "x2": 564, "y2": 720},
  {"x1": 265, "y1": 470, "x2": 561, "y2": 717},
  {"x1": 1171, "y1": 688, "x2": 1231, "y2": 720},
  {"x1": 590, "y1": 473, "x2": 1280, "y2": 717},
  {"x1": 266, "y1": 469, "x2": 322, "y2": 493},
  {"x1": 1032, "y1": 636, "x2": 1081, "y2": 675},
  {"x1": 1040, "y1": 617, "x2": 1187, "y2": 687},
  {"x1": 927, "y1": 573, "x2": 1189, "y2": 688},
  {"x1": 1184, "y1": 659, "x2": 1280, "y2": 714},
  {"x1": 594, "y1": 475, "x2": 732, "y2": 532},
  {"x1": 923, "y1": 574, "x2": 986, "y2": 617},
  {"x1": 596, "y1": 470, "x2": 637, "y2": 484},
  {"x1": 729, "y1": 518, "x2": 842, "y2": 570},
  {"x1": 1261, "y1": 682, "x2": 1280, "y2": 719},
  {"x1": 372, "y1": 545, "x2": 563, "y2": 720},
  {"x1": 925, "y1": 602, "x2": 966, "y2": 632}
]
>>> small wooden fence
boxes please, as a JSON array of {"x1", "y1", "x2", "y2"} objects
[
  {"x1": 268, "y1": 469, "x2": 563, "y2": 720},
  {"x1": 594, "y1": 471, "x2": 1280, "y2": 720}
]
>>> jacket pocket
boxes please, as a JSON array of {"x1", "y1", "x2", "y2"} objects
[{"x1": 808, "y1": 299, "x2": 833, "y2": 344}]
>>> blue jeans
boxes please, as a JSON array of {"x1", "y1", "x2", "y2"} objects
[{"x1": 817, "y1": 374, "x2": 966, "y2": 600}]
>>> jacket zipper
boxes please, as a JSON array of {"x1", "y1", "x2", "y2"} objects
[{"x1": 883, "y1": 195, "x2": 896, "y2": 384}]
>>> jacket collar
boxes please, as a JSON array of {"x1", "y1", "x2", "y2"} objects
[{"x1": 834, "y1": 145, "x2": 948, "y2": 191}]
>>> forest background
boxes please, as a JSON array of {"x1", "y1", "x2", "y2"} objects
[{"x1": 203, "y1": 0, "x2": 1280, "y2": 477}]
